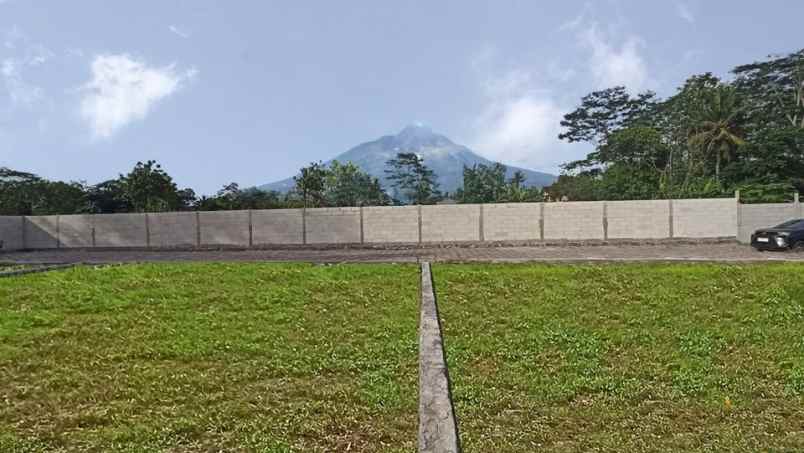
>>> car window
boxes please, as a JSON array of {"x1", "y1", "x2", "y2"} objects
[{"x1": 773, "y1": 219, "x2": 804, "y2": 228}]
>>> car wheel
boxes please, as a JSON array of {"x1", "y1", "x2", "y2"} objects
[{"x1": 793, "y1": 241, "x2": 804, "y2": 253}]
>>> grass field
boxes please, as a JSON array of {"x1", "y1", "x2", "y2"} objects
[
  {"x1": 435, "y1": 263, "x2": 804, "y2": 452},
  {"x1": 0, "y1": 263, "x2": 419, "y2": 452}
]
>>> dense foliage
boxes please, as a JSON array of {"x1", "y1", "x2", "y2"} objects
[
  {"x1": 0, "y1": 161, "x2": 295, "y2": 215},
  {"x1": 546, "y1": 49, "x2": 804, "y2": 202},
  {"x1": 455, "y1": 163, "x2": 543, "y2": 203},
  {"x1": 294, "y1": 160, "x2": 390, "y2": 207}
]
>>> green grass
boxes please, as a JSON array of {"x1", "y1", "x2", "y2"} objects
[
  {"x1": 435, "y1": 263, "x2": 804, "y2": 453},
  {"x1": 0, "y1": 263, "x2": 419, "y2": 452}
]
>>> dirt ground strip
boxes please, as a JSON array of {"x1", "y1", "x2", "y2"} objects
[{"x1": 1, "y1": 243, "x2": 803, "y2": 265}]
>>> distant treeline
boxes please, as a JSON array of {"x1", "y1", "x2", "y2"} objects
[{"x1": 0, "y1": 153, "x2": 543, "y2": 215}]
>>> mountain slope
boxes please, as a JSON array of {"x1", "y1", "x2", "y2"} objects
[{"x1": 260, "y1": 124, "x2": 557, "y2": 194}]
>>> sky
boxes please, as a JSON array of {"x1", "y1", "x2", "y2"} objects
[{"x1": 1, "y1": 0, "x2": 802, "y2": 195}]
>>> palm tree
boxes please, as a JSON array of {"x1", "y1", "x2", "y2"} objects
[{"x1": 688, "y1": 85, "x2": 745, "y2": 183}]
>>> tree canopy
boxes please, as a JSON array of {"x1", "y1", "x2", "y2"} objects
[{"x1": 547, "y1": 48, "x2": 804, "y2": 202}]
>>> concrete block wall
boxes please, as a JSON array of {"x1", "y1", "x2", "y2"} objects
[
  {"x1": 421, "y1": 205, "x2": 480, "y2": 242},
  {"x1": 607, "y1": 200, "x2": 670, "y2": 239},
  {"x1": 94, "y1": 213, "x2": 148, "y2": 247},
  {"x1": 199, "y1": 210, "x2": 250, "y2": 246},
  {"x1": 252, "y1": 209, "x2": 304, "y2": 245},
  {"x1": 483, "y1": 203, "x2": 541, "y2": 241},
  {"x1": 24, "y1": 215, "x2": 59, "y2": 249},
  {"x1": 738, "y1": 203, "x2": 801, "y2": 243},
  {"x1": 673, "y1": 198, "x2": 737, "y2": 238},
  {"x1": 0, "y1": 216, "x2": 24, "y2": 251},
  {"x1": 5, "y1": 196, "x2": 778, "y2": 252},
  {"x1": 58, "y1": 215, "x2": 93, "y2": 248},
  {"x1": 363, "y1": 206, "x2": 419, "y2": 243},
  {"x1": 148, "y1": 212, "x2": 198, "y2": 248},
  {"x1": 305, "y1": 207, "x2": 361, "y2": 244},
  {"x1": 544, "y1": 202, "x2": 605, "y2": 240}
]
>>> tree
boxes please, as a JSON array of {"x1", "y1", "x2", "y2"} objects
[
  {"x1": 324, "y1": 161, "x2": 389, "y2": 207},
  {"x1": 294, "y1": 161, "x2": 328, "y2": 208},
  {"x1": 559, "y1": 86, "x2": 658, "y2": 146},
  {"x1": 688, "y1": 85, "x2": 745, "y2": 183},
  {"x1": 116, "y1": 161, "x2": 183, "y2": 212},
  {"x1": 385, "y1": 152, "x2": 441, "y2": 204},
  {"x1": 0, "y1": 168, "x2": 90, "y2": 215},
  {"x1": 733, "y1": 49, "x2": 804, "y2": 130},
  {"x1": 456, "y1": 164, "x2": 541, "y2": 203},
  {"x1": 458, "y1": 163, "x2": 507, "y2": 203},
  {"x1": 0, "y1": 167, "x2": 44, "y2": 215}
]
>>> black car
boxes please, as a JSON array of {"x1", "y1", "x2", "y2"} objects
[{"x1": 751, "y1": 218, "x2": 804, "y2": 251}]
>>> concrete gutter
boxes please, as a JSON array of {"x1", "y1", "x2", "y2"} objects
[
  {"x1": 419, "y1": 262, "x2": 461, "y2": 452},
  {"x1": 0, "y1": 263, "x2": 79, "y2": 278}
]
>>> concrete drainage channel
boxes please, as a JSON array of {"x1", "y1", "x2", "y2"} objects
[
  {"x1": 419, "y1": 262, "x2": 461, "y2": 453},
  {"x1": 0, "y1": 263, "x2": 80, "y2": 278}
]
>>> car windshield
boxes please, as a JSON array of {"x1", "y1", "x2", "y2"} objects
[{"x1": 773, "y1": 219, "x2": 804, "y2": 229}]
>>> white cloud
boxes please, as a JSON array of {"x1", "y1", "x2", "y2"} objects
[
  {"x1": 676, "y1": 3, "x2": 695, "y2": 23},
  {"x1": 579, "y1": 25, "x2": 649, "y2": 92},
  {"x1": 474, "y1": 94, "x2": 567, "y2": 168},
  {"x1": 168, "y1": 25, "x2": 190, "y2": 39},
  {"x1": 79, "y1": 54, "x2": 196, "y2": 140},
  {"x1": 469, "y1": 61, "x2": 584, "y2": 172}
]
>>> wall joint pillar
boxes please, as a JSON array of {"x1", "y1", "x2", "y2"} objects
[
  {"x1": 539, "y1": 203, "x2": 545, "y2": 242},
  {"x1": 248, "y1": 209, "x2": 254, "y2": 248},
  {"x1": 478, "y1": 204, "x2": 485, "y2": 241},
  {"x1": 195, "y1": 211, "x2": 201, "y2": 247},
  {"x1": 417, "y1": 205, "x2": 423, "y2": 244}
]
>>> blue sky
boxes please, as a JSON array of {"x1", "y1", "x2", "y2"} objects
[{"x1": 1, "y1": 1, "x2": 801, "y2": 194}]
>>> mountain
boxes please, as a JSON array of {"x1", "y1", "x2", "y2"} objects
[{"x1": 260, "y1": 124, "x2": 557, "y2": 194}]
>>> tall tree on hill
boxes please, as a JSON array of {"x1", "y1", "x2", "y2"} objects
[{"x1": 385, "y1": 152, "x2": 441, "y2": 205}]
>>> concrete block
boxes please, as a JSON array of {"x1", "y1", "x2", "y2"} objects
[
  {"x1": 252, "y1": 209, "x2": 304, "y2": 245},
  {"x1": 483, "y1": 203, "x2": 541, "y2": 241},
  {"x1": 673, "y1": 198, "x2": 736, "y2": 238},
  {"x1": 607, "y1": 200, "x2": 670, "y2": 239},
  {"x1": 544, "y1": 202, "x2": 605, "y2": 240},
  {"x1": 421, "y1": 204, "x2": 480, "y2": 242},
  {"x1": 363, "y1": 206, "x2": 419, "y2": 243},
  {"x1": 0, "y1": 216, "x2": 24, "y2": 251},
  {"x1": 199, "y1": 210, "x2": 250, "y2": 246},
  {"x1": 94, "y1": 213, "x2": 147, "y2": 247},
  {"x1": 58, "y1": 215, "x2": 93, "y2": 248},
  {"x1": 305, "y1": 207, "x2": 361, "y2": 244},
  {"x1": 148, "y1": 212, "x2": 198, "y2": 248},
  {"x1": 738, "y1": 203, "x2": 800, "y2": 243}
]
